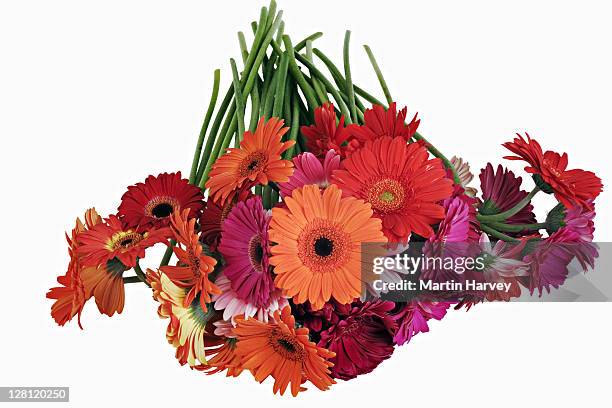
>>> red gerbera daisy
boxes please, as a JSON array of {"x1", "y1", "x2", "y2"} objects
[
  {"x1": 300, "y1": 103, "x2": 355, "y2": 158},
  {"x1": 200, "y1": 189, "x2": 252, "y2": 252},
  {"x1": 332, "y1": 136, "x2": 453, "y2": 243},
  {"x1": 205, "y1": 117, "x2": 294, "y2": 205},
  {"x1": 77, "y1": 215, "x2": 168, "y2": 268},
  {"x1": 503, "y1": 133, "x2": 602, "y2": 209},
  {"x1": 346, "y1": 102, "x2": 420, "y2": 146},
  {"x1": 118, "y1": 172, "x2": 204, "y2": 229},
  {"x1": 47, "y1": 208, "x2": 102, "y2": 328}
]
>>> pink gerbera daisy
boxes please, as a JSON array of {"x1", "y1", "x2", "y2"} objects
[
  {"x1": 218, "y1": 196, "x2": 274, "y2": 307},
  {"x1": 212, "y1": 273, "x2": 288, "y2": 323},
  {"x1": 279, "y1": 149, "x2": 341, "y2": 197}
]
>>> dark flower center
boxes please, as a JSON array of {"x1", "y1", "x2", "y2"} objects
[
  {"x1": 145, "y1": 195, "x2": 180, "y2": 219},
  {"x1": 248, "y1": 235, "x2": 265, "y2": 272},
  {"x1": 314, "y1": 237, "x2": 334, "y2": 257},
  {"x1": 152, "y1": 202, "x2": 174, "y2": 218},
  {"x1": 277, "y1": 339, "x2": 296, "y2": 353},
  {"x1": 269, "y1": 328, "x2": 305, "y2": 361},
  {"x1": 120, "y1": 238, "x2": 134, "y2": 247},
  {"x1": 297, "y1": 219, "x2": 351, "y2": 274},
  {"x1": 239, "y1": 151, "x2": 267, "y2": 177}
]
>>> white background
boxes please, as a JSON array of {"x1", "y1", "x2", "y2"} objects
[{"x1": 1, "y1": 0, "x2": 611, "y2": 407}]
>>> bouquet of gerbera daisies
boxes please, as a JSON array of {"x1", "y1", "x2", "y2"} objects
[{"x1": 48, "y1": 0, "x2": 603, "y2": 397}]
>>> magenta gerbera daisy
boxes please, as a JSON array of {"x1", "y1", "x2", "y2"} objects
[
  {"x1": 118, "y1": 172, "x2": 204, "y2": 229},
  {"x1": 392, "y1": 301, "x2": 451, "y2": 346},
  {"x1": 218, "y1": 196, "x2": 274, "y2": 307},
  {"x1": 278, "y1": 149, "x2": 341, "y2": 197}
]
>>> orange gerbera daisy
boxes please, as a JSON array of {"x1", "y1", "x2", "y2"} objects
[
  {"x1": 80, "y1": 259, "x2": 129, "y2": 317},
  {"x1": 199, "y1": 338, "x2": 244, "y2": 377},
  {"x1": 233, "y1": 306, "x2": 335, "y2": 396},
  {"x1": 160, "y1": 209, "x2": 220, "y2": 311},
  {"x1": 47, "y1": 208, "x2": 102, "y2": 328},
  {"x1": 206, "y1": 117, "x2": 295, "y2": 205},
  {"x1": 147, "y1": 269, "x2": 217, "y2": 368},
  {"x1": 269, "y1": 184, "x2": 387, "y2": 310}
]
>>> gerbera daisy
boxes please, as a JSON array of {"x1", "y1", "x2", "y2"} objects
[
  {"x1": 479, "y1": 163, "x2": 537, "y2": 228},
  {"x1": 118, "y1": 172, "x2": 204, "y2": 229},
  {"x1": 218, "y1": 196, "x2": 274, "y2": 307},
  {"x1": 421, "y1": 196, "x2": 480, "y2": 282},
  {"x1": 77, "y1": 215, "x2": 168, "y2": 268},
  {"x1": 476, "y1": 234, "x2": 529, "y2": 302},
  {"x1": 200, "y1": 189, "x2": 252, "y2": 251},
  {"x1": 200, "y1": 337, "x2": 244, "y2": 377},
  {"x1": 450, "y1": 156, "x2": 477, "y2": 196},
  {"x1": 332, "y1": 136, "x2": 453, "y2": 243},
  {"x1": 80, "y1": 258, "x2": 129, "y2": 317},
  {"x1": 233, "y1": 306, "x2": 336, "y2": 396},
  {"x1": 47, "y1": 208, "x2": 102, "y2": 328},
  {"x1": 503, "y1": 133, "x2": 602, "y2": 209},
  {"x1": 546, "y1": 201, "x2": 595, "y2": 240},
  {"x1": 279, "y1": 150, "x2": 341, "y2": 197},
  {"x1": 318, "y1": 300, "x2": 396, "y2": 380},
  {"x1": 392, "y1": 301, "x2": 451, "y2": 346},
  {"x1": 269, "y1": 184, "x2": 387, "y2": 310},
  {"x1": 346, "y1": 102, "x2": 420, "y2": 145},
  {"x1": 213, "y1": 273, "x2": 288, "y2": 323},
  {"x1": 160, "y1": 209, "x2": 220, "y2": 311},
  {"x1": 300, "y1": 103, "x2": 355, "y2": 158},
  {"x1": 291, "y1": 301, "x2": 351, "y2": 341},
  {"x1": 206, "y1": 117, "x2": 294, "y2": 205},
  {"x1": 147, "y1": 269, "x2": 217, "y2": 368}
]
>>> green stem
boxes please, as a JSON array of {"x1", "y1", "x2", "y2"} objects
[
  {"x1": 487, "y1": 221, "x2": 546, "y2": 233},
  {"x1": 159, "y1": 239, "x2": 176, "y2": 267},
  {"x1": 480, "y1": 224, "x2": 520, "y2": 243},
  {"x1": 195, "y1": 7, "x2": 269, "y2": 185},
  {"x1": 263, "y1": 185, "x2": 272, "y2": 209},
  {"x1": 292, "y1": 52, "x2": 352, "y2": 123},
  {"x1": 199, "y1": 10, "x2": 284, "y2": 188},
  {"x1": 284, "y1": 92, "x2": 300, "y2": 159},
  {"x1": 306, "y1": 41, "x2": 328, "y2": 104},
  {"x1": 477, "y1": 187, "x2": 540, "y2": 223},
  {"x1": 190, "y1": 69, "x2": 221, "y2": 184},
  {"x1": 263, "y1": 70, "x2": 279, "y2": 118},
  {"x1": 248, "y1": 80, "x2": 261, "y2": 132},
  {"x1": 343, "y1": 31, "x2": 358, "y2": 122},
  {"x1": 230, "y1": 58, "x2": 246, "y2": 147},
  {"x1": 272, "y1": 52, "x2": 289, "y2": 117},
  {"x1": 363, "y1": 45, "x2": 393, "y2": 105},
  {"x1": 281, "y1": 35, "x2": 319, "y2": 111},
  {"x1": 123, "y1": 276, "x2": 143, "y2": 284},
  {"x1": 238, "y1": 31, "x2": 248, "y2": 62},
  {"x1": 133, "y1": 260, "x2": 150, "y2": 287}
]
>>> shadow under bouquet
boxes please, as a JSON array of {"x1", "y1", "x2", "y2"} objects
[{"x1": 48, "y1": 0, "x2": 603, "y2": 397}]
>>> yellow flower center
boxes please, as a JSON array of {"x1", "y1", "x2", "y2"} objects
[
  {"x1": 106, "y1": 230, "x2": 145, "y2": 251},
  {"x1": 367, "y1": 178, "x2": 405, "y2": 213}
]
